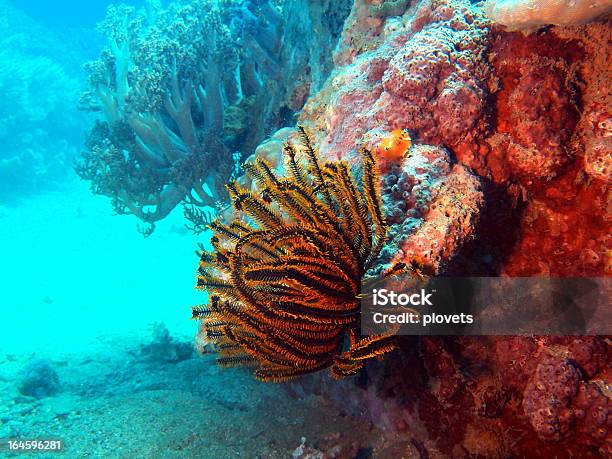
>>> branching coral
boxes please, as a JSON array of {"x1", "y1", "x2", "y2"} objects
[
  {"x1": 76, "y1": 0, "x2": 291, "y2": 232},
  {"x1": 192, "y1": 128, "x2": 396, "y2": 382},
  {"x1": 76, "y1": 0, "x2": 354, "y2": 232}
]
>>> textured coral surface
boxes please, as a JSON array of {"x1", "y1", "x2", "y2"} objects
[
  {"x1": 301, "y1": 0, "x2": 491, "y2": 274},
  {"x1": 289, "y1": 335, "x2": 610, "y2": 457},
  {"x1": 301, "y1": 0, "x2": 610, "y2": 278}
]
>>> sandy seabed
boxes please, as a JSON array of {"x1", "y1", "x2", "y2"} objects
[{"x1": 0, "y1": 181, "x2": 385, "y2": 458}]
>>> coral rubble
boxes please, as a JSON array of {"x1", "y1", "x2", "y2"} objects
[
  {"x1": 140, "y1": 322, "x2": 193, "y2": 363},
  {"x1": 18, "y1": 359, "x2": 61, "y2": 399}
]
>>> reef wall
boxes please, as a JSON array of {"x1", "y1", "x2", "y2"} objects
[{"x1": 281, "y1": 0, "x2": 610, "y2": 456}]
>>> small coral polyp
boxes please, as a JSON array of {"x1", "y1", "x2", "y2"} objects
[{"x1": 192, "y1": 128, "x2": 396, "y2": 382}]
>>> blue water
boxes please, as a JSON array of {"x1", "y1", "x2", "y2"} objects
[
  {"x1": 1, "y1": 0, "x2": 202, "y2": 432},
  {"x1": 0, "y1": 0, "x2": 198, "y2": 350},
  {"x1": 10, "y1": 0, "x2": 146, "y2": 27}
]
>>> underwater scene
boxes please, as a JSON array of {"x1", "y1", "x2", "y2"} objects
[{"x1": 0, "y1": 0, "x2": 610, "y2": 457}]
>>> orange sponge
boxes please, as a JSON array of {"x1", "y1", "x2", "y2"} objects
[{"x1": 377, "y1": 129, "x2": 412, "y2": 162}]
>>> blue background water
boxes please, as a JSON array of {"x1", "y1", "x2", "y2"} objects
[
  {"x1": 11, "y1": 0, "x2": 145, "y2": 27},
  {"x1": 0, "y1": 0, "x2": 202, "y2": 354}
]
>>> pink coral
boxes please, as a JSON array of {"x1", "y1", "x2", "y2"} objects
[
  {"x1": 523, "y1": 350, "x2": 610, "y2": 453},
  {"x1": 522, "y1": 353, "x2": 582, "y2": 441},
  {"x1": 379, "y1": 17, "x2": 489, "y2": 145},
  {"x1": 300, "y1": 0, "x2": 488, "y2": 273},
  {"x1": 303, "y1": 0, "x2": 492, "y2": 160},
  {"x1": 387, "y1": 147, "x2": 484, "y2": 272}
]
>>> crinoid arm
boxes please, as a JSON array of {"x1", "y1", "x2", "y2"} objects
[{"x1": 193, "y1": 127, "x2": 396, "y2": 381}]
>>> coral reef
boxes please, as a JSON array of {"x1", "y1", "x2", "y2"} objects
[
  {"x1": 556, "y1": 21, "x2": 612, "y2": 184},
  {"x1": 490, "y1": 24, "x2": 611, "y2": 277},
  {"x1": 484, "y1": 30, "x2": 581, "y2": 182},
  {"x1": 288, "y1": 335, "x2": 610, "y2": 457},
  {"x1": 18, "y1": 359, "x2": 60, "y2": 398},
  {"x1": 77, "y1": 0, "x2": 353, "y2": 233},
  {"x1": 483, "y1": 0, "x2": 612, "y2": 32},
  {"x1": 193, "y1": 129, "x2": 397, "y2": 381},
  {"x1": 301, "y1": 0, "x2": 611, "y2": 276},
  {"x1": 522, "y1": 349, "x2": 609, "y2": 446},
  {"x1": 304, "y1": 0, "x2": 492, "y2": 157},
  {"x1": 300, "y1": 0, "x2": 488, "y2": 273},
  {"x1": 257, "y1": 0, "x2": 612, "y2": 456}
]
